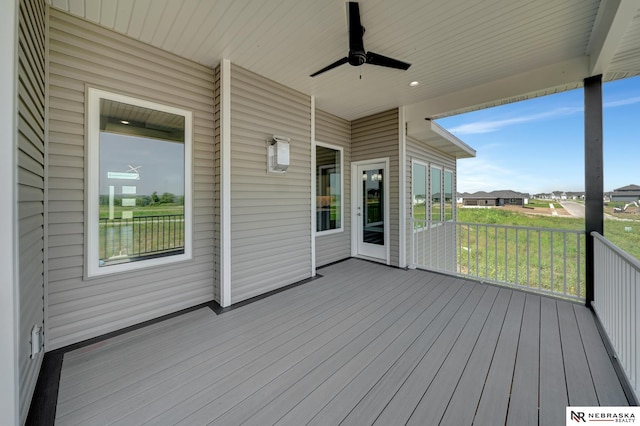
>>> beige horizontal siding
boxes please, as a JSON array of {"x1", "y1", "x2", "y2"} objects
[
  {"x1": 18, "y1": 0, "x2": 46, "y2": 422},
  {"x1": 46, "y1": 8, "x2": 215, "y2": 350},
  {"x1": 351, "y1": 109, "x2": 400, "y2": 266},
  {"x1": 315, "y1": 109, "x2": 351, "y2": 267},
  {"x1": 229, "y1": 65, "x2": 311, "y2": 303}
]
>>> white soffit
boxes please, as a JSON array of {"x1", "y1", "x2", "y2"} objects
[
  {"x1": 407, "y1": 119, "x2": 476, "y2": 159},
  {"x1": 47, "y1": 0, "x2": 640, "y2": 121}
]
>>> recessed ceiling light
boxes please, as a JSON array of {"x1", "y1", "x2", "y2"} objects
[
  {"x1": 409, "y1": 81, "x2": 420, "y2": 87},
  {"x1": 120, "y1": 120, "x2": 130, "y2": 125}
]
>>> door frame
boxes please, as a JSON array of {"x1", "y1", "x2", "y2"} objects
[{"x1": 351, "y1": 158, "x2": 390, "y2": 265}]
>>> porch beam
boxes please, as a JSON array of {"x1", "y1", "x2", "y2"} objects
[{"x1": 584, "y1": 75, "x2": 604, "y2": 306}]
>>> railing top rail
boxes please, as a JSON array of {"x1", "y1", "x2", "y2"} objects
[
  {"x1": 411, "y1": 218, "x2": 586, "y2": 235},
  {"x1": 100, "y1": 214, "x2": 185, "y2": 221},
  {"x1": 591, "y1": 231, "x2": 640, "y2": 273}
]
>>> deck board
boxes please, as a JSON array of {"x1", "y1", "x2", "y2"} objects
[
  {"x1": 539, "y1": 297, "x2": 569, "y2": 426},
  {"x1": 558, "y1": 300, "x2": 600, "y2": 406},
  {"x1": 506, "y1": 293, "x2": 541, "y2": 426},
  {"x1": 54, "y1": 259, "x2": 630, "y2": 425}
]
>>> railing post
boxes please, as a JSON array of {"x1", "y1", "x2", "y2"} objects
[{"x1": 584, "y1": 75, "x2": 604, "y2": 306}]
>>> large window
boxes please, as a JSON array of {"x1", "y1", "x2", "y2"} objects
[
  {"x1": 444, "y1": 170, "x2": 453, "y2": 221},
  {"x1": 412, "y1": 161, "x2": 454, "y2": 223},
  {"x1": 431, "y1": 166, "x2": 442, "y2": 221},
  {"x1": 87, "y1": 88, "x2": 192, "y2": 277},
  {"x1": 316, "y1": 143, "x2": 343, "y2": 233},
  {"x1": 412, "y1": 162, "x2": 427, "y2": 220}
]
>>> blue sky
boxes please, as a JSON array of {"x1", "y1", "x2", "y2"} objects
[{"x1": 436, "y1": 75, "x2": 640, "y2": 195}]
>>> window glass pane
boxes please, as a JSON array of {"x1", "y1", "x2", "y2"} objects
[
  {"x1": 316, "y1": 145, "x2": 341, "y2": 232},
  {"x1": 99, "y1": 98, "x2": 186, "y2": 267},
  {"x1": 444, "y1": 170, "x2": 453, "y2": 221},
  {"x1": 362, "y1": 168, "x2": 384, "y2": 244},
  {"x1": 413, "y1": 163, "x2": 427, "y2": 220},
  {"x1": 431, "y1": 167, "x2": 442, "y2": 221}
]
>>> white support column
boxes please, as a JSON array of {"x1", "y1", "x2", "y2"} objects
[
  {"x1": 0, "y1": 0, "x2": 19, "y2": 424},
  {"x1": 310, "y1": 96, "x2": 316, "y2": 276},
  {"x1": 398, "y1": 107, "x2": 407, "y2": 268},
  {"x1": 220, "y1": 59, "x2": 232, "y2": 307}
]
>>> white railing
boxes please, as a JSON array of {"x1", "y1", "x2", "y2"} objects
[
  {"x1": 592, "y1": 231, "x2": 640, "y2": 400},
  {"x1": 411, "y1": 220, "x2": 586, "y2": 301}
]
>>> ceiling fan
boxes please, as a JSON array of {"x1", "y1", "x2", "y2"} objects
[{"x1": 310, "y1": 1, "x2": 412, "y2": 77}]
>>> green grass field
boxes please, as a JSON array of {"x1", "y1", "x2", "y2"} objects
[
  {"x1": 99, "y1": 204, "x2": 184, "y2": 219},
  {"x1": 457, "y1": 207, "x2": 640, "y2": 260}
]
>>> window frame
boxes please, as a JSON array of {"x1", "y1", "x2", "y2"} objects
[
  {"x1": 86, "y1": 88, "x2": 193, "y2": 278},
  {"x1": 315, "y1": 141, "x2": 344, "y2": 235},
  {"x1": 411, "y1": 160, "x2": 428, "y2": 221},
  {"x1": 444, "y1": 169, "x2": 454, "y2": 222},
  {"x1": 430, "y1": 165, "x2": 443, "y2": 222}
]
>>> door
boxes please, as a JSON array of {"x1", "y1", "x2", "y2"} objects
[{"x1": 355, "y1": 162, "x2": 387, "y2": 261}]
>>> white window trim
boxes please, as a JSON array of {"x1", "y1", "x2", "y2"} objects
[
  {"x1": 86, "y1": 88, "x2": 193, "y2": 278},
  {"x1": 444, "y1": 168, "x2": 454, "y2": 222},
  {"x1": 315, "y1": 141, "x2": 344, "y2": 236}
]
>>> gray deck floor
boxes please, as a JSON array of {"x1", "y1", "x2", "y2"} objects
[{"x1": 55, "y1": 259, "x2": 628, "y2": 425}]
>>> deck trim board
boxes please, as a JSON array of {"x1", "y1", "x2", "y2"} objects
[{"x1": 52, "y1": 259, "x2": 629, "y2": 425}]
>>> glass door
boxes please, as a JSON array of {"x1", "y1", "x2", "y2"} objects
[{"x1": 356, "y1": 162, "x2": 387, "y2": 260}]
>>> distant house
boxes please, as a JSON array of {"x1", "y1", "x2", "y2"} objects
[
  {"x1": 462, "y1": 190, "x2": 528, "y2": 207},
  {"x1": 610, "y1": 184, "x2": 640, "y2": 202}
]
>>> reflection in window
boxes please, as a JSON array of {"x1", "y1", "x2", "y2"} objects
[
  {"x1": 87, "y1": 89, "x2": 192, "y2": 276},
  {"x1": 431, "y1": 166, "x2": 442, "y2": 221},
  {"x1": 316, "y1": 144, "x2": 342, "y2": 232},
  {"x1": 412, "y1": 163, "x2": 427, "y2": 220},
  {"x1": 444, "y1": 170, "x2": 453, "y2": 221}
]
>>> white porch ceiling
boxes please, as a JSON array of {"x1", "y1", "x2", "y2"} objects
[{"x1": 48, "y1": 0, "x2": 640, "y2": 123}]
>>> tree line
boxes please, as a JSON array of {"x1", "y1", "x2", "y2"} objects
[{"x1": 99, "y1": 191, "x2": 184, "y2": 206}]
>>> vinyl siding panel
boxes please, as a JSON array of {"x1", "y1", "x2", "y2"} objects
[
  {"x1": 230, "y1": 65, "x2": 311, "y2": 303},
  {"x1": 351, "y1": 109, "x2": 400, "y2": 267},
  {"x1": 406, "y1": 136, "x2": 457, "y2": 269},
  {"x1": 17, "y1": 0, "x2": 46, "y2": 422},
  {"x1": 47, "y1": 9, "x2": 215, "y2": 350},
  {"x1": 315, "y1": 109, "x2": 351, "y2": 267}
]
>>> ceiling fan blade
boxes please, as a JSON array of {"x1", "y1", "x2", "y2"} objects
[
  {"x1": 310, "y1": 57, "x2": 349, "y2": 77},
  {"x1": 347, "y1": 2, "x2": 365, "y2": 53},
  {"x1": 366, "y1": 51, "x2": 411, "y2": 70}
]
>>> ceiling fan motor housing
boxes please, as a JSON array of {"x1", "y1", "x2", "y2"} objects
[{"x1": 349, "y1": 51, "x2": 367, "y2": 66}]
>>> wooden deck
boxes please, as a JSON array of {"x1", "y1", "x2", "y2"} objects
[{"x1": 55, "y1": 259, "x2": 628, "y2": 425}]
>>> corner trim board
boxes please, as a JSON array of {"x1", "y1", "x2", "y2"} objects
[{"x1": 221, "y1": 59, "x2": 232, "y2": 307}]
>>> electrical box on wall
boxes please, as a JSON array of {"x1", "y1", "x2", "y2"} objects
[{"x1": 267, "y1": 135, "x2": 290, "y2": 174}]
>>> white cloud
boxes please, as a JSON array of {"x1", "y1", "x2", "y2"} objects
[
  {"x1": 604, "y1": 96, "x2": 640, "y2": 108},
  {"x1": 448, "y1": 106, "x2": 582, "y2": 135}
]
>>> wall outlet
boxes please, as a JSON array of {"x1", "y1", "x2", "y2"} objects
[{"x1": 30, "y1": 324, "x2": 42, "y2": 359}]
